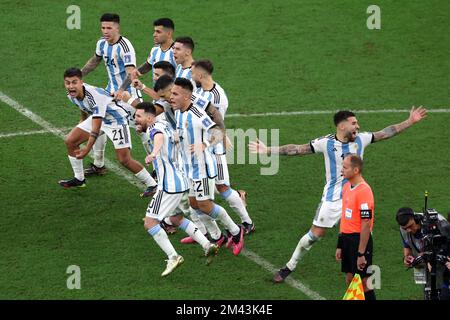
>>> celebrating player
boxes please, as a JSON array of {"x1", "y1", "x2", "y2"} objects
[
  {"x1": 59, "y1": 68, "x2": 157, "y2": 197},
  {"x1": 170, "y1": 78, "x2": 245, "y2": 255},
  {"x1": 249, "y1": 107, "x2": 427, "y2": 282},
  {"x1": 134, "y1": 102, "x2": 218, "y2": 277}
]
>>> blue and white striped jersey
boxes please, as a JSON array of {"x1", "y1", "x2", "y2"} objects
[
  {"x1": 189, "y1": 94, "x2": 226, "y2": 155},
  {"x1": 154, "y1": 99, "x2": 177, "y2": 130},
  {"x1": 193, "y1": 82, "x2": 229, "y2": 119},
  {"x1": 175, "y1": 64, "x2": 192, "y2": 80},
  {"x1": 146, "y1": 44, "x2": 176, "y2": 81},
  {"x1": 95, "y1": 36, "x2": 136, "y2": 94},
  {"x1": 310, "y1": 132, "x2": 374, "y2": 202},
  {"x1": 175, "y1": 65, "x2": 197, "y2": 89},
  {"x1": 147, "y1": 120, "x2": 189, "y2": 193},
  {"x1": 67, "y1": 84, "x2": 129, "y2": 126},
  {"x1": 176, "y1": 105, "x2": 217, "y2": 180},
  {"x1": 192, "y1": 82, "x2": 229, "y2": 155}
]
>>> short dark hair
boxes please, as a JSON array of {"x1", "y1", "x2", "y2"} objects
[
  {"x1": 64, "y1": 67, "x2": 82, "y2": 79},
  {"x1": 135, "y1": 101, "x2": 156, "y2": 115},
  {"x1": 153, "y1": 61, "x2": 175, "y2": 78},
  {"x1": 154, "y1": 74, "x2": 174, "y2": 92},
  {"x1": 334, "y1": 110, "x2": 356, "y2": 126},
  {"x1": 396, "y1": 207, "x2": 415, "y2": 226},
  {"x1": 344, "y1": 153, "x2": 363, "y2": 173},
  {"x1": 192, "y1": 59, "x2": 214, "y2": 75},
  {"x1": 174, "y1": 77, "x2": 193, "y2": 92},
  {"x1": 153, "y1": 18, "x2": 174, "y2": 30},
  {"x1": 175, "y1": 36, "x2": 195, "y2": 53},
  {"x1": 100, "y1": 13, "x2": 120, "y2": 24}
]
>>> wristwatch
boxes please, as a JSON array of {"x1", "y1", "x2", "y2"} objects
[{"x1": 357, "y1": 252, "x2": 365, "y2": 257}]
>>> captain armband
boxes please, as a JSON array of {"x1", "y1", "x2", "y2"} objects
[{"x1": 90, "y1": 132, "x2": 99, "y2": 139}]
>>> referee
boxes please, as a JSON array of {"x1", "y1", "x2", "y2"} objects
[{"x1": 336, "y1": 154, "x2": 376, "y2": 300}]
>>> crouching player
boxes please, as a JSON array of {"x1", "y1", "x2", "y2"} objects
[{"x1": 60, "y1": 67, "x2": 157, "y2": 197}]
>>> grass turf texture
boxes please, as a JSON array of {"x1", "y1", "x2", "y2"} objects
[{"x1": 1, "y1": 0, "x2": 449, "y2": 299}]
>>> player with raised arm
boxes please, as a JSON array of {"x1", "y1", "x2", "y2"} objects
[
  {"x1": 134, "y1": 102, "x2": 218, "y2": 277},
  {"x1": 171, "y1": 78, "x2": 245, "y2": 255},
  {"x1": 249, "y1": 107, "x2": 427, "y2": 282},
  {"x1": 59, "y1": 68, "x2": 157, "y2": 197}
]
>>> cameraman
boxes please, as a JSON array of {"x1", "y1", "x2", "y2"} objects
[{"x1": 396, "y1": 207, "x2": 450, "y2": 300}]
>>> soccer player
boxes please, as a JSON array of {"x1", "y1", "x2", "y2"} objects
[
  {"x1": 189, "y1": 59, "x2": 254, "y2": 235},
  {"x1": 134, "y1": 102, "x2": 218, "y2": 277},
  {"x1": 336, "y1": 154, "x2": 376, "y2": 300},
  {"x1": 170, "y1": 78, "x2": 245, "y2": 255},
  {"x1": 59, "y1": 68, "x2": 157, "y2": 197},
  {"x1": 173, "y1": 37, "x2": 195, "y2": 83},
  {"x1": 249, "y1": 107, "x2": 427, "y2": 282},
  {"x1": 127, "y1": 18, "x2": 176, "y2": 87},
  {"x1": 125, "y1": 61, "x2": 176, "y2": 105},
  {"x1": 80, "y1": 13, "x2": 144, "y2": 179}
]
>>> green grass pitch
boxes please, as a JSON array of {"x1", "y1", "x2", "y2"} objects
[{"x1": 1, "y1": 0, "x2": 450, "y2": 300}]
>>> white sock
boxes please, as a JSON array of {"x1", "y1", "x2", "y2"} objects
[
  {"x1": 286, "y1": 231, "x2": 318, "y2": 271},
  {"x1": 92, "y1": 134, "x2": 107, "y2": 167},
  {"x1": 209, "y1": 204, "x2": 240, "y2": 236},
  {"x1": 68, "y1": 155, "x2": 84, "y2": 181},
  {"x1": 221, "y1": 188, "x2": 252, "y2": 224},
  {"x1": 197, "y1": 211, "x2": 221, "y2": 240},
  {"x1": 178, "y1": 218, "x2": 210, "y2": 250},
  {"x1": 189, "y1": 207, "x2": 207, "y2": 235},
  {"x1": 148, "y1": 224, "x2": 177, "y2": 259},
  {"x1": 135, "y1": 168, "x2": 157, "y2": 187}
]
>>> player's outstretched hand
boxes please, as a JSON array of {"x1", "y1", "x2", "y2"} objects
[
  {"x1": 248, "y1": 139, "x2": 268, "y2": 154},
  {"x1": 114, "y1": 89, "x2": 125, "y2": 101},
  {"x1": 145, "y1": 153, "x2": 156, "y2": 165},
  {"x1": 132, "y1": 79, "x2": 144, "y2": 90},
  {"x1": 121, "y1": 91, "x2": 131, "y2": 104},
  {"x1": 130, "y1": 68, "x2": 141, "y2": 80},
  {"x1": 335, "y1": 248, "x2": 342, "y2": 261},
  {"x1": 409, "y1": 105, "x2": 427, "y2": 124}
]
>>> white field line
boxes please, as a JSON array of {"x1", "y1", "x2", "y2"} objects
[
  {"x1": 1, "y1": 91, "x2": 346, "y2": 300},
  {"x1": 0, "y1": 91, "x2": 142, "y2": 189},
  {"x1": 0, "y1": 127, "x2": 72, "y2": 138},
  {"x1": 226, "y1": 108, "x2": 450, "y2": 118}
]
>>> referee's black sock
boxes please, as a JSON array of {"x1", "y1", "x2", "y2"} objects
[{"x1": 364, "y1": 290, "x2": 376, "y2": 300}]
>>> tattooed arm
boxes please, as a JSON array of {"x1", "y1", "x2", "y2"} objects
[
  {"x1": 81, "y1": 55, "x2": 102, "y2": 77},
  {"x1": 205, "y1": 104, "x2": 226, "y2": 148},
  {"x1": 373, "y1": 106, "x2": 427, "y2": 142},
  {"x1": 249, "y1": 139, "x2": 313, "y2": 156},
  {"x1": 128, "y1": 61, "x2": 152, "y2": 81}
]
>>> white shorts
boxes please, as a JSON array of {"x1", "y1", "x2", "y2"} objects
[
  {"x1": 215, "y1": 154, "x2": 230, "y2": 185},
  {"x1": 188, "y1": 178, "x2": 216, "y2": 201},
  {"x1": 77, "y1": 116, "x2": 132, "y2": 149},
  {"x1": 145, "y1": 190, "x2": 184, "y2": 221},
  {"x1": 312, "y1": 199, "x2": 342, "y2": 228}
]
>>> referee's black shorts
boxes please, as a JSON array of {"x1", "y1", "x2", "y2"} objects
[{"x1": 340, "y1": 233, "x2": 373, "y2": 278}]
